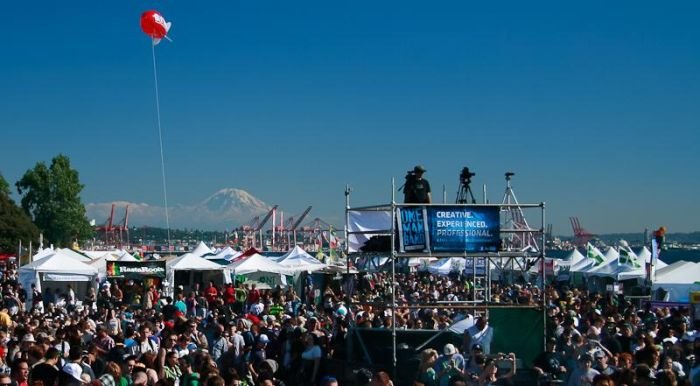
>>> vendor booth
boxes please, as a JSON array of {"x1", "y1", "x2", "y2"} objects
[
  {"x1": 652, "y1": 261, "x2": 700, "y2": 302},
  {"x1": 276, "y1": 246, "x2": 327, "y2": 272},
  {"x1": 19, "y1": 252, "x2": 98, "y2": 307},
  {"x1": 227, "y1": 253, "x2": 292, "y2": 288},
  {"x1": 166, "y1": 253, "x2": 227, "y2": 295}
]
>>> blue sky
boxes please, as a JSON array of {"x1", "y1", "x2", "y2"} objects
[{"x1": 2, "y1": 1, "x2": 699, "y2": 234}]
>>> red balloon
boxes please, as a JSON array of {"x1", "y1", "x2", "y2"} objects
[{"x1": 140, "y1": 10, "x2": 171, "y2": 41}]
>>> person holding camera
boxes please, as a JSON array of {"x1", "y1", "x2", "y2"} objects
[{"x1": 404, "y1": 165, "x2": 432, "y2": 204}]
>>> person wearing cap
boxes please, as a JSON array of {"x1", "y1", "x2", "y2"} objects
[
  {"x1": 403, "y1": 165, "x2": 432, "y2": 204},
  {"x1": 593, "y1": 349, "x2": 616, "y2": 376},
  {"x1": 60, "y1": 362, "x2": 86, "y2": 386},
  {"x1": 434, "y1": 343, "x2": 465, "y2": 386}
]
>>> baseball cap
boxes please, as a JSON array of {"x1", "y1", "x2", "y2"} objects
[
  {"x1": 443, "y1": 343, "x2": 457, "y2": 355},
  {"x1": 62, "y1": 363, "x2": 86, "y2": 383},
  {"x1": 258, "y1": 334, "x2": 270, "y2": 345}
]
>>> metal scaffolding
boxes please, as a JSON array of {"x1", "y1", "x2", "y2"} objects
[{"x1": 345, "y1": 176, "x2": 547, "y2": 373}]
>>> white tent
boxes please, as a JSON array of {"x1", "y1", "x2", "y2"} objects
[
  {"x1": 426, "y1": 257, "x2": 466, "y2": 275},
  {"x1": 34, "y1": 248, "x2": 91, "y2": 263},
  {"x1": 585, "y1": 258, "x2": 640, "y2": 280},
  {"x1": 31, "y1": 247, "x2": 56, "y2": 262},
  {"x1": 166, "y1": 253, "x2": 227, "y2": 294},
  {"x1": 558, "y1": 249, "x2": 585, "y2": 267},
  {"x1": 227, "y1": 254, "x2": 292, "y2": 288},
  {"x1": 603, "y1": 247, "x2": 620, "y2": 261},
  {"x1": 191, "y1": 242, "x2": 213, "y2": 257},
  {"x1": 19, "y1": 252, "x2": 98, "y2": 307},
  {"x1": 227, "y1": 254, "x2": 292, "y2": 276},
  {"x1": 276, "y1": 246, "x2": 327, "y2": 272},
  {"x1": 570, "y1": 257, "x2": 595, "y2": 273},
  {"x1": 208, "y1": 247, "x2": 242, "y2": 261},
  {"x1": 652, "y1": 262, "x2": 700, "y2": 302},
  {"x1": 637, "y1": 246, "x2": 652, "y2": 263}
]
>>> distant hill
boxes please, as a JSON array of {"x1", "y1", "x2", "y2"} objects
[
  {"x1": 85, "y1": 188, "x2": 270, "y2": 230},
  {"x1": 560, "y1": 232, "x2": 700, "y2": 245}
]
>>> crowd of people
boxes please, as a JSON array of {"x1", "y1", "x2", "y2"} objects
[{"x1": 0, "y1": 258, "x2": 698, "y2": 386}]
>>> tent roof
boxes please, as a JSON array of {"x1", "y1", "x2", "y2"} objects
[
  {"x1": 655, "y1": 261, "x2": 700, "y2": 284},
  {"x1": 637, "y1": 246, "x2": 652, "y2": 261},
  {"x1": 31, "y1": 248, "x2": 56, "y2": 261},
  {"x1": 191, "y1": 242, "x2": 213, "y2": 257},
  {"x1": 603, "y1": 247, "x2": 620, "y2": 261},
  {"x1": 117, "y1": 250, "x2": 139, "y2": 262},
  {"x1": 559, "y1": 249, "x2": 585, "y2": 267},
  {"x1": 20, "y1": 253, "x2": 98, "y2": 275},
  {"x1": 167, "y1": 253, "x2": 223, "y2": 271},
  {"x1": 276, "y1": 246, "x2": 326, "y2": 272},
  {"x1": 227, "y1": 253, "x2": 292, "y2": 275},
  {"x1": 585, "y1": 258, "x2": 637, "y2": 279},
  {"x1": 208, "y1": 246, "x2": 241, "y2": 261}
]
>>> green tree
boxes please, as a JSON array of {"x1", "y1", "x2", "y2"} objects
[
  {"x1": 16, "y1": 154, "x2": 93, "y2": 247},
  {"x1": 0, "y1": 172, "x2": 39, "y2": 253}
]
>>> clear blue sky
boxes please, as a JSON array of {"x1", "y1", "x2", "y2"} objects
[{"x1": 2, "y1": 1, "x2": 699, "y2": 234}]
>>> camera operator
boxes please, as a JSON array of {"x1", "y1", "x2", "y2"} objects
[{"x1": 404, "y1": 165, "x2": 432, "y2": 204}]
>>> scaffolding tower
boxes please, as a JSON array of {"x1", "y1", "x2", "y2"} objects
[{"x1": 345, "y1": 176, "x2": 546, "y2": 374}]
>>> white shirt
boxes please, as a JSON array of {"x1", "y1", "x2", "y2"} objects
[{"x1": 466, "y1": 324, "x2": 494, "y2": 354}]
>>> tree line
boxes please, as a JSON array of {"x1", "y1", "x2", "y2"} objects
[{"x1": 0, "y1": 154, "x2": 92, "y2": 253}]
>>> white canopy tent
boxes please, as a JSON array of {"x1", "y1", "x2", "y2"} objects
[
  {"x1": 31, "y1": 247, "x2": 56, "y2": 262},
  {"x1": 560, "y1": 249, "x2": 586, "y2": 267},
  {"x1": 637, "y1": 246, "x2": 652, "y2": 263},
  {"x1": 276, "y1": 246, "x2": 327, "y2": 272},
  {"x1": 207, "y1": 246, "x2": 241, "y2": 261},
  {"x1": 652, "y1": 262, "x2": 700, "y2": 302},
  {"x1": 19, "y1": 252, "x2": 98, "y2": 307},
  {"x1": 166, "y1": 253, "x2": 227, "y2": 295},
  {"x1": 603, "y1": 247, "x2": 620, "y2": 261},
  {"x1": 227, "y1": 254, "x2": 292, "y2": 276},
  {"x1": 584, "y1": 258, "x2": 641, "y2": 280},
  {"x1": 191, "y1": 242, "x2": 213, "y2": 257},
  {"x1": 227, "y1": 253, "x2": 292, "y2": 288}
]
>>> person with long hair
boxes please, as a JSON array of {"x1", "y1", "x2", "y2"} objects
[
  {"x1": 99, "y1": 362, "x2": 122, "y2": 386},
  {"x1": 414, "y1": 349, "x2": 438, "y2": 386}
]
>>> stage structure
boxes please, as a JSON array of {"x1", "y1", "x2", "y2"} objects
[{"x1": 344, "y1": 172, "x2": 546, "y2": 374}]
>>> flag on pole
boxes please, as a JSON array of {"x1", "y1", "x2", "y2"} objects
[
  {"x1": 586, "y1": 242, "x2": 605, "y2": 265},
  {"x1": 619, "y1": 247, "x2": 640, "y2": 268}
]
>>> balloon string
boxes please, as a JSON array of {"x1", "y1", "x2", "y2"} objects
[{"x1": 152, "y1": 42, "x2": 171, "y2": 246}]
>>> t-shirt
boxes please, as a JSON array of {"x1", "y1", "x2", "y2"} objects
[
  {"x1": 567, "y1": 367, "x2": 599, "y2": 386},
  {"x1": 30, "y1": 362, "x2": 59, "y2": 386},
  {"x1": 406, "y1": 178, "x2": 431, "y2": 203}
]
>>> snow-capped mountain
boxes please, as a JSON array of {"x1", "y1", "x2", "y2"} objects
[{"x1": 85, "y1": 188, "x2": 271, "y2": 230}]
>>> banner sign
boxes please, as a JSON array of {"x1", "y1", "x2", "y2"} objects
[
  {"x1": 106, "y1": 261, "x2": 166, "y2": 279},
  {"x1": 426, "y1": 206, "x2": 500, "y2": 252},
  {"x1": 397, "y1": 207, "x2": 429, "y2": 252},
  {"x1": 397, "y1": 206, "x2": 500, "y2": 253}
]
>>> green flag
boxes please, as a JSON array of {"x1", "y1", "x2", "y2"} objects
[
  {"x1": 586, "y1": 242, "x2": 605, "y2": 265},
  {"x1": 619, "y1": 247, "x2": 640, "y2": 268}
]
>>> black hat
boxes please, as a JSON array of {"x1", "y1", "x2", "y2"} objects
[{"x1": 413, "y1": 165, "x2": 427, "y2": 173}]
